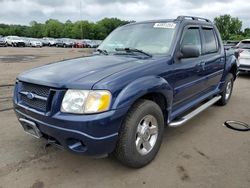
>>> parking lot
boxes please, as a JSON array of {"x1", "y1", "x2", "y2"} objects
[{"x1": 0, "y1": 47, "x2": 249, "y2": 188}]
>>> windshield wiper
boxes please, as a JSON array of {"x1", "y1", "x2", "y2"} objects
[
  {"x1": 115, "y1": 48, "x2": 152, "y2": 58},
  {"x1": 97, "y1": 49, "x2": 109, "y2": 55}
]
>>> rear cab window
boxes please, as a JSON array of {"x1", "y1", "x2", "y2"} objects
[{"x1": 201, "y1": 27, "x2": 219, "y2": 54}]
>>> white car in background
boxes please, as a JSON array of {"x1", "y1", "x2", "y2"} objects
[
  {"x1": 5, "y1": 36, "x2": 25, "y2": 47},
  {"x1": 237, "y1": 39, "x2": 250, "y2": 73},
  {"x1": 29, "y1": 38, "x2": 43, "y2": 47},
  {"x1": 43, "y1": 37, "x2": 57, "y2": 46}
]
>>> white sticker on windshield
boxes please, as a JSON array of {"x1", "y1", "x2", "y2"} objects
[{"x1": 153, "y1": 22, "x2": 176, "y2": 29}]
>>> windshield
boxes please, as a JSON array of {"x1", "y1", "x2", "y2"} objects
[
  {"x1": 98, "y1": 22, "x2": 177, "y2": 55},
  {"x1": 12, "y1": 37, "x2": 20, "y2": 40}
]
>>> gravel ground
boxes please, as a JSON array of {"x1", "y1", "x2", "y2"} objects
[{"x1": 0, "y1": 47, "x2": 249, "y2": 188}]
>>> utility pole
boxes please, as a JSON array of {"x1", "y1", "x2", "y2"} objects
[{"x1": 80, "y1": 0, "x2": 83, "y2": 39}]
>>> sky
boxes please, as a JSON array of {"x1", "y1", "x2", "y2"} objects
[{"x1": 0, "y1": 0, "x2": 249, "y2": 29}]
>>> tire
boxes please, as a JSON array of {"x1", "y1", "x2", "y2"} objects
[
  {"x1": 115, "y1": 99, "x2": 164, "y2": 168},
  {"x1": 217, "y1": 73, "x2": 234, "y2": 106}
]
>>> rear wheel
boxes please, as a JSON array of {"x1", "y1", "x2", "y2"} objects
[
  {"x1": 115, "y1": 99, "x2": 164, "y2": 168},
  {"x1": 217, "y1": 73, "x2": 234, "y2": 106}
]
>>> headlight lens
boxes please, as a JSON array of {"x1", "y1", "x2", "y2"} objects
[
  {"x1": 85, "y1": 90, "x2": 112, "y2": 113},
  {"x1": 61, "y1": 90, "x2": 112, "y2": 114}
]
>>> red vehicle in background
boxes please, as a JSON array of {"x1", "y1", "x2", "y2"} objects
[{"x1": 73, "y1": 40, "x2": 86, "y2": 48}]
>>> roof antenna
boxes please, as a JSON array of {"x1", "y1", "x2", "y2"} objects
[{"x1": 80, "y1": 0, "x2": 83, "y2": 39}]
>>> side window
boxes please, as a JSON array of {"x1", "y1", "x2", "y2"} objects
[
  {"x1": 202, "y1": 28, "x2": 218, "y2": 54},
  {"x1": 181, "y1": 28, "x2": 201, "y2": 54}
]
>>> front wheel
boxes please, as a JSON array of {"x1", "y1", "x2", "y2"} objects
[
  {"x1": 114, "y1": 99, "x2": 164, "y2": 168},
  {"x1": 217, "y1": 73, "x2": 234, "y2": 106}
]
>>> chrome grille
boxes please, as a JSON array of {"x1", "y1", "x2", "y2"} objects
[
  {"x1": 19, "y1": 82, "x2": 50, "y2": 112},
  {"x1": 21, "y1": 82, "x2": 50, "y2": 97}
]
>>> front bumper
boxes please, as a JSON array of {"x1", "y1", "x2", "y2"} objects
[
  {"x1": 32, "y1": 43, "x2": 42, "y2": 47},
  {"x1": 239, "y1": 64, "x2": 250, "y2": 72},
  {"x1": 239, "y1": 58, "x2": 250, "y2": 72},
  {"x1": 14, "y1": 103, "x2": 127, "y2": 156},
  {"x1": 15, "y1": 42, "x2": 25, "y2": 47}
]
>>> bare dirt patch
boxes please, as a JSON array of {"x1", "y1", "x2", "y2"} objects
[{"x1": 0, "y1": 55, "x2": 44, "y2": 63}]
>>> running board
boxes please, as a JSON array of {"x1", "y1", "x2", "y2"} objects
[{"x1": 168, "y1": 96, "x2": 222, "y2": 127}]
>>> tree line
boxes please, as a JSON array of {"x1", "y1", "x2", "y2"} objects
[
  {"x1": 0, "y1": 18, "x2": 130, "y2": 40},
  {"x1": 0, "y1": 15, "x2": 249, "y2": 41},
  {"x1": 214, "y1": 14, "x2": 250, "y2": 41}
]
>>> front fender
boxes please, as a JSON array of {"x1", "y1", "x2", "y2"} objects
[{"x1": 112, "y1": 76, "x2": 173, "y2": 111}]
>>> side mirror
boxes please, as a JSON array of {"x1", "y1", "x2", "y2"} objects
[{"x1": 178, "y1": 45, "x2": 200, "y2": 59}]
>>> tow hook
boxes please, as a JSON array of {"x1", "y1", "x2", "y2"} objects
[{"x1": 44, "y1": 139, "x2": 64, "y2": 152}]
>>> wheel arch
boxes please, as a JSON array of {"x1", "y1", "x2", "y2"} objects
[
  {"x1": 223, "y1": 55, "x2": 238, "y2": 81},
  {"x1": 229, "y1": 63, "x2": 238, "y2": 80},
  {"x1": 112, "y1": 76, "x2": 173, "y2": 123}
]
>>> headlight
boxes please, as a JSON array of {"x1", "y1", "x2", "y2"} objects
[{"x1": 61, "y1": 90, "x2": 112, "y2": 114}]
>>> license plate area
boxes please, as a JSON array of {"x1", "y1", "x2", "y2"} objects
[{"x1": 19, "y1": 118, "x2": 42, "y2": 138}]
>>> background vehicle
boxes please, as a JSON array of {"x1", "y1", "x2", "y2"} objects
[
  {"x1": 0, "y1": 36, "x2": 6, "y2": 47},
  {"x1": 5, "y1": 36, "x2": 25, "y2": 47},
  {"x1": 237, "y1": 39, "x2": 250, "y2": 72},
  {"x1": 73, "y1": 40, "x2": 86, "y2": 48},
  {"x1": 224, "y1": 40, "x2": 239, "y2": 50},
  {"x1": 94, "y1": 40, "x2": 103, "y2": 47},
  {"x1": 56, "y1": 38, "x2": 74, "y2": 48},
  {"x1": 43, "y1": 37, "x2": 57, "y2": 46},
  {"x1": 83, "y1": 39, "x2": 98, "y2": 48},
  {"x1": 22, "y1": 37, "x2": 31, "y2": 47},
  {"x1": 40, "y1": 38, "x2": 50, "y2": 46},
  {"x1": 13, "y1": 16, "x2": 238, "y2": 168},
  {"x1": 29, "y1": 38, "x2": 43, "y2": 47}
]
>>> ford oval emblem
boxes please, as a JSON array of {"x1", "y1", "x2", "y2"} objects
[{"x1": 27, "y1": 92, "x2": 35, "y2": 100}]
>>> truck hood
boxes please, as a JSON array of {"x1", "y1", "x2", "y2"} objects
[{"x1": 18, "y1": 55, "x2": 152, "y2": 89}]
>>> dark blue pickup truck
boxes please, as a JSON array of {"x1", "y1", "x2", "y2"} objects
[{"x1": 13, "y1": 16, "x2": 238, "y2": 168}]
